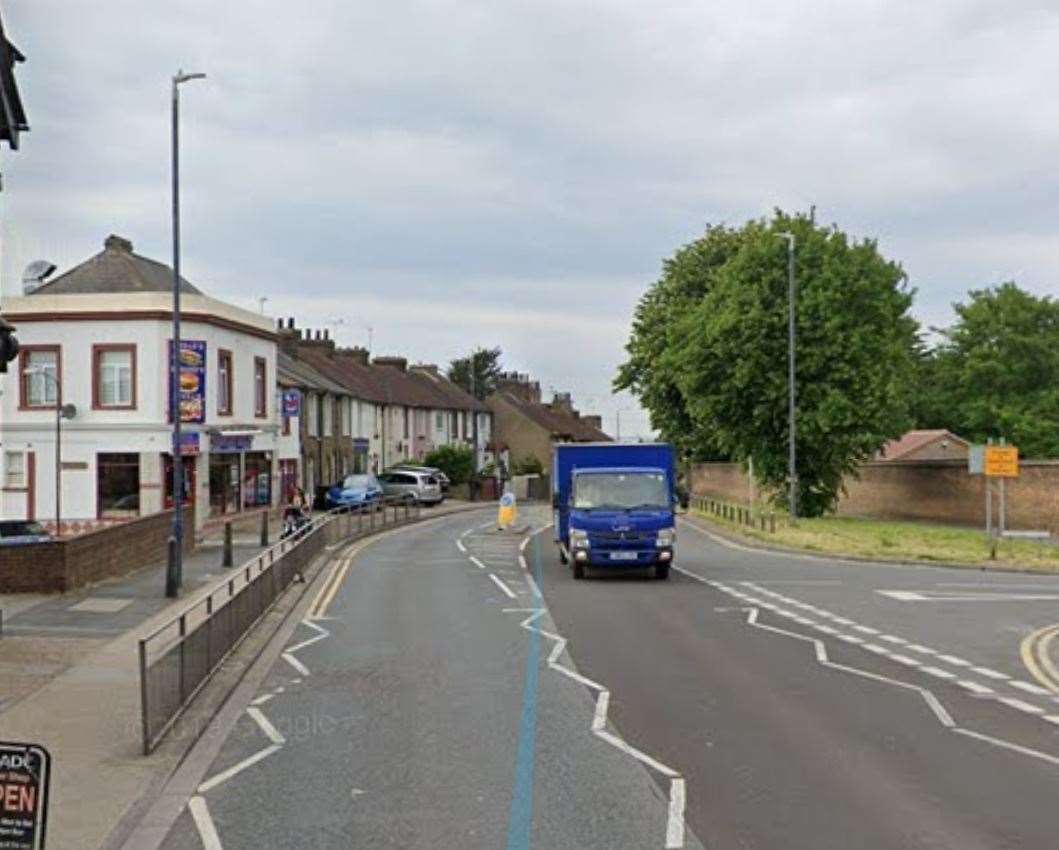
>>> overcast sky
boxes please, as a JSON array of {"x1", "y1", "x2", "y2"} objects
[{"x1": 3, "y1": 1, "x2": 1059, "y2": 438}]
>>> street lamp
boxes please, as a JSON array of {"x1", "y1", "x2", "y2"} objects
[
  {"x1": 615, "y1": 407, "x2": 632, "y2": 441},
  {"x1": 168, "y1": 68, "x2": 206, "y2": 599},
  {"x1": 23, "y1": 366, "x2": 75, "y2": 535},
  {"x1": 776, "y1": 231, "x2": 797, "y2": 521}
]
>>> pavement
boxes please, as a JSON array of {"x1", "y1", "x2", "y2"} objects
[
  {"x1": 0, "y1": 499, "x2": 476, "y2": 850},
  {"x1": 127, "y1": 505, "x2": 1059, "y2": 850}
]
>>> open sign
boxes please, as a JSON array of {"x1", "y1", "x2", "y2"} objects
[{"x1": 0, "y1": 742, "x2": 51, "y2": 849}]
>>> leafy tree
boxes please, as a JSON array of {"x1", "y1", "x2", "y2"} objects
[
  {"x1": 511, "y1": 455, "x2": 544, "y2": 476},
  {"x1": 423, "y1": 444, "x2": 475, "y2": 485},
  {"x1": 914, "y1": 283, "x2": 1059, "y2": 457},
  {"x1": 614, "y1": 224, "x2": 746, "y2": 462},
  {"x1": 448, "y1": 347, "x2": 503, "y2": 400},
  {"x1": 619, "y1": 210, "x2": 919, "y2": 516}
]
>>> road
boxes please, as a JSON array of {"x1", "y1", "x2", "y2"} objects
[{"x1": 156, "y1": 507, "x2": 1059, "y2": 849}]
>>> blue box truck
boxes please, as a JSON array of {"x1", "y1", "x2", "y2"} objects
[{"x1": 552, "y1": 442, "x2": 677, "y2": 580}]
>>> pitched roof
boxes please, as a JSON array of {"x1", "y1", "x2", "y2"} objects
[
  {"x1": 494, "y1": 391, "x2": 611, "y2": 441},
  {"x1": 277, "y1": 351, "x2": 350, "y2": 396},
  {"x1": 31, "y1": 235, "x2": 201, "y2": 296},
  {"x1": 291, "y1": 348, "x2": 486, "y2": 412},
  {"x1": 877, "y1": 429, "x2": 968, "y2": 461}
]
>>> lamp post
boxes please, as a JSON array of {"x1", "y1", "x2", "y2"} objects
[
  {"x1": 776, "y1": 231, "x2": 797, "y2": 521},
  {"x1": 615, "y1": 407, "x2": 632, "y2": 441},
  {"x1": 23, "y1": 366, "x2": 73, "y2": 535},
  {"x1": 168, "y1": 69, "x2": 206, "y2": 599}
]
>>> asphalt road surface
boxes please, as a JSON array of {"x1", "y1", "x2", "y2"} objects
[{"x1": 158, "y1": 507, "x2": 1059, "y2": 849}]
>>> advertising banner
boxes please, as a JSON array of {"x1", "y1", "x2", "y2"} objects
[
  {"x1": 170, "y1": 341, "x2": 206, "y2": 424},
  {"x1": 282, "y1": 389, "x2": 301, "y2": 418},
  {"x1": 0, "y1": 741, "x2": 51, "y2": 849}
]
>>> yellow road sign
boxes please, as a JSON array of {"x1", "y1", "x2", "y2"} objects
[{"x1": 984, "y1": 446, "x2": 1019, "y2": 478}]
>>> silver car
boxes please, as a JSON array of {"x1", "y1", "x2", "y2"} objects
[{"x1": 378, "y1": 469, "x2": 443, "y2": 505}]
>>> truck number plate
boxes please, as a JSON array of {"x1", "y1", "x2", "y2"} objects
[{"x1": 609, "y1": 551, "x2": 638, "y2": 561}]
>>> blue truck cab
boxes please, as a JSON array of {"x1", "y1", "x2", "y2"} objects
[{"x1": 552, "y1": 442, "x2": 677, "y2": 580}]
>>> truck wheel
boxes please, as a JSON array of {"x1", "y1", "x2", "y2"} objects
[
  {"x1": 558, "y1": 547, "x2": 568, "y2": 565},
  {"x1": 655, "y1": 563, "x2": 670, "y2": 580},
  {"x1": 573, "y1": 560, "x2": 585, "y2": 580}
]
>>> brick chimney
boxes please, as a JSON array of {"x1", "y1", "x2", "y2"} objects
[
  {"x1": 411, "y1": 363, "x2": 440, "y2": 377},
  {"x1": 496, "y1": 371, "x2": 541, "y2": 404},
  {"x1": 373, "y1": 356, "x2": 408, "y2": 372},
  {"x1": 277, "y1": 317, "x2": 302, "y2": 356},
  {"x1": 105, "y1": 234, "x2": 133, "y2": 253},
  {"x1": 582, "y1": 414, "x2": 603, "y2": 430},
  {"x1": 336, "y1": 346, "x2": 370, "y2": 366},
  {"x1": 550, "y1": 392, "x2": 574, "y2": 415}
]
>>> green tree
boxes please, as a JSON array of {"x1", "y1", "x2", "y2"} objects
[
  {"x1": 914, "y1": 283, "x2": 1059, "y2": 458},
  {"x1": 614, "y1": 224, "x2": 746, "y2": 461},
  {"x1": 448, "y1": 347, "x2": 503, "y2": 400},
  {"x1": 423, "y1": 444, "x2": 475, "y2": 485},
  {"x1": 511, "y1": 455, "x2": 544, "y2": 475},
  {"x1": 618, "y1": 210, "x2": 919, "y2": 516}
]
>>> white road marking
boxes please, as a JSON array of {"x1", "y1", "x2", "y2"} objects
[
  {"x1": 889, "y1": 655, "x2": 922, "y2": 667},
  {"x1": 592, "y1": 690, "x2": 610, "y2": 732},
  {"x1": 955, "y1": 728, "x2": 1059, "y2": 767},
  {"x1": 880, "y1": 635, "x2": 908, "y2": 645},
  {"x1": 838, "y1": 635, "x2": 865, "y2": 644},
  {"x1": 469, "y1": 556, "x2": 487, "y2": 570},
  {"x1": 188, "y1": 796, "x2": 223, "y2": 850},
  {"x1": 456, "y1": 539, "x2": 467, "y2": 553},
  {"x1": 920, "y1": 666, "x2": 958, "y2": 680},
  {"x1": 197, "y1": 744, "x2": 282, "y2": 793},
  {"x1": 525, "y1": 573, "x2": 543, "y2": 599},
  {"x1": 489, "y1": 573, "x2": 517, "y2": 599},
  {"x1": 813, "y1": 625, "x2": 839, "y2": 635},
  {"x1": 247, "y1": 707, "x2": 286, "y2": 745},
  {"x1": 1044, "y1": 715, "x2": 1059, "y2": 726},
  {"x1": 249, "y1": 693, "x2": 275, "y2": 707},
  {"x1": 863, "y1": 643, "x2": 889, "y2": 654},
  {"x1": 831, "y1": 617, "x2": 855, "y2": 626},
  {"x1": 971, "y1": 667, "x2": 1010, "y2": 681},
  {"x1": 282, "y1": 652, "x2": 310, "y2": 676},
  {"x1": 934, "y1": 654, "x2": 971, "y2": 667},
  {"x1": 666, "y1": 778, "x2": 686, "y2": 849},
  {"x1": 519, "y1": 536, "x2": 531, "y2": 552},
  {"x1": 853, "y1": 625, "x2": 880, "y2": 635},
  {"x1": 958, "y1": 680, "x2": 995, "y2": 696},
  {"x1": 998, "y1": 697, "x2": 1046, "y2": 715},
  {"x1": 879, "y1": 590, "x2": 1059, "y2": 602},
  {"x1": 906, "y1": 644, "x2": 937, "y2": 655},
  {"x1": 1011, "y1": 680, "x2": 1055, "y2": 697},
  {"x1": 518, "y1": 554, "x2": 528, "y2": 571}
]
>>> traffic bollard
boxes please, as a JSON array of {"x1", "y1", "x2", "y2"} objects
[
  {"x1": 260, "y1": 511, "x2": 269, "y2": 546},
  {"x1": 222, "y1": 522, "x2": 233, "y2": 567}
]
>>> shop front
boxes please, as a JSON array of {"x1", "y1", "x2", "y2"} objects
[{"x1": 207, "y1": 431, "x2": 274, "y2": 518}]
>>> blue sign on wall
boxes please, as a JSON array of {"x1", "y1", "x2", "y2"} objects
[
  {"x1": 169, "y1": 340, "x2": 207, "y2": 424},
  {"x1": 282, "y1": 389, "x2": 301, "y2": 417},
  {"x1": 175, "y1": 432, "x2": 200, "y2": 456}
]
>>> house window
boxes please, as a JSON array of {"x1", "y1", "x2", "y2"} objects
[
  {"x1": 323, "y1": 396, "x2": 334, "y2": 437},
  {"x1": 342, "y1": 399, "x2": 352, "y2": 437},
  {"x1": 4, "y1": 451, "x2": 25, "y2": 488},
  {"x1": 254, "y1": 357, "x2": 267, "y2": 417},
  {"x1": 356, "y1": 401, "x2": 364, "y2": 437},
  {"x1": 306, "y1": 393, "x2": 318, "y2": 436},
  {"x1": 403, "y1": 408, "x2": 410, "y2": 439},
  {"x1": 218, "y1": 349, "x2": 233, "y2": 415},
  {"x1": 20, "y1": 346, "x2": 60, "y2": 408},
  {"x1": 435, "y1": 411, "x2": 444, "y2": 430},
  {"x1": 93, "y1": 345, "x2": 136, "y2": 409},
  {"x1": 452, "y1": 411, "x2": 459, "y2": 437},
  {"x1": 97, "y1": 453, "x2": 140, "y2": 518}
]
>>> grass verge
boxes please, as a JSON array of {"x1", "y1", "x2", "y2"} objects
[{"x1": 690, "y1": 507, "x2": 1059, "y2": 571}]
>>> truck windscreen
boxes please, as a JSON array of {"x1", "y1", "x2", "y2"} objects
[{"x1": 572, "y1": 472, "x2": 669, "y2": 511}]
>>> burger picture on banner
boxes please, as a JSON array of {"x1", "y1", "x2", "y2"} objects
[{"x1": 170, "y1": 341, "x2": 206, "y2": 424}]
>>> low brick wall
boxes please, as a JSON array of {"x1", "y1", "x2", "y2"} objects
[
  {"x1": 691, "y1": 460, "x2": 1059, "y2": 534},
  {"x1": 0, "y1": 507, "x2": 194, "y2": 593}
]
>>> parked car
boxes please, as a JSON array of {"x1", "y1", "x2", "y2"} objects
[
  {"x1": 378, "y1": 469, "x2": 443, "y2": 505},
  {"x1": 0, "y1": 520, "x2": 54, "y2": 546},
  {"x1": 325, "y1": 473, "x2": 384, "y2": 510},
  {"x1": 392, "y1": 464, "x2": 450, "y2": 494}
]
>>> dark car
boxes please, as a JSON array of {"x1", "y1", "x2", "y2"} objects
[
  {"x1": 325, "y1": 473, "x2": 384, "y2": 510},
  {"x1": 0, "y1": 520, "x2": 53, "y2": 546}
]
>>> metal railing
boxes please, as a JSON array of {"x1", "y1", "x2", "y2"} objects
[
  {"x1": 689, "y1": 494, "x2": 777, "y2": 533},
  {"x1": 138, "y1": 497, "x2": 420, "y2": 754}
]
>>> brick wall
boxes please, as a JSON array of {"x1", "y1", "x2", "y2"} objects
[
  {"x1": 690, "y1": 460, "x2": 1059, "y2": 533},
  {"x1": 0, "y1": 506, "x2": 194, "y2": 593}
]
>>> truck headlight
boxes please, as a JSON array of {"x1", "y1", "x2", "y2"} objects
[
  {"x1": 656, "y1": 528, "x2": 675, "y2": 547},
  {"x1": 570, "y1": 529, "x2": 590, "y2": 549}
]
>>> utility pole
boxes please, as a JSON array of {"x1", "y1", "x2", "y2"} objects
[
  {"x1": 167, "y1": 69, "x2": 205, "y2": 599},
  {"x1": 470, "y1": 354, "x2": 479, "y2": 471},
  {"x1": 777, "y1": 232, "x2": 797, "y2": 521}
]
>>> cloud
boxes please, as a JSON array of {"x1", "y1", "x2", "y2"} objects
[{"x1": 2, "y1": 0, "x2": 1058, "y2": 440}]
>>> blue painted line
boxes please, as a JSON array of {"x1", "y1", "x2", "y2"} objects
[{"x1": 505, "y1": 535, "x2": 543, "y2": 850}]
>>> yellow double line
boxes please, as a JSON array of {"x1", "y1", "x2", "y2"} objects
[
  {"x1": 309, "y1": 543, "x2": 359, "y2": 620},
  {"x1": 1020, "y1": 623, "x2": 1059, "y2": 695}
]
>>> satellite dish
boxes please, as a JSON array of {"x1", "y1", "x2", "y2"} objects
[{"x1": 21, "y1": 260, "x2": 57, "y2": 295}]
